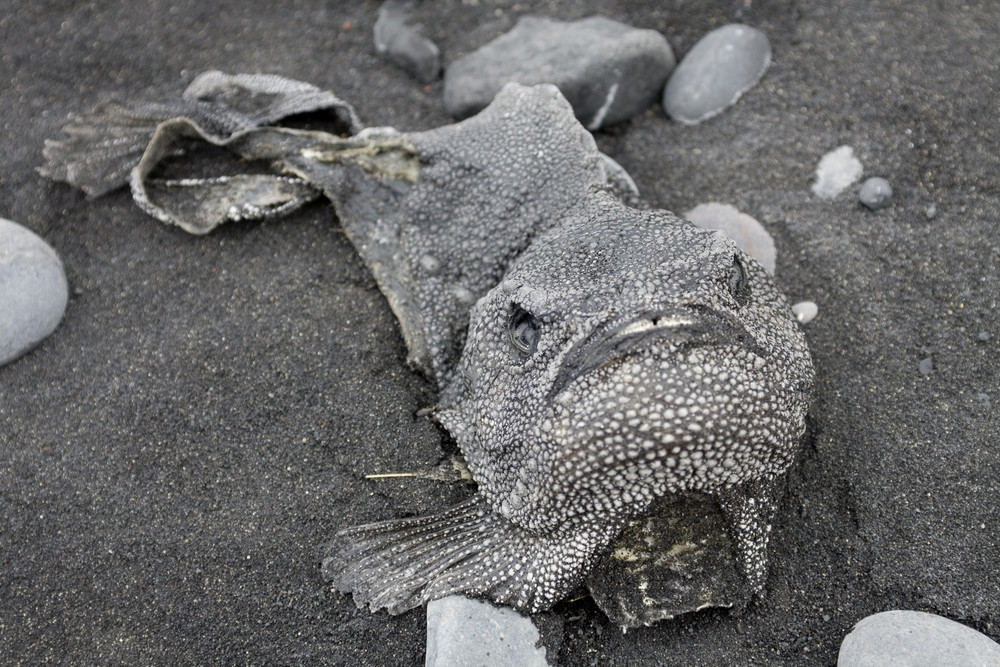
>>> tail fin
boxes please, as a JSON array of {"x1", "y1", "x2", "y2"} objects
[
  {"x1": 39, "y1": 101, "x2": 198, "y2": 197},
  {"x1": 39, "y1": 71, "x2": 360, "y2": 198},
  {"x1": 323, "y1": 493, "x2": 617, "y2": 614}
]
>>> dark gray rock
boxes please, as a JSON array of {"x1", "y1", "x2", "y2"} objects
[
  {"x1": 426, "y1": 596, "x2": 549, "y2": 667},
  {"x1": 586, "y1": 494, "x2": 745, "y2": 628},
  {"x1": 663, "y1": 24, "x2": 771, "y2": 125},
  {"x1": 374, "y1": 1, "x2": 441, "y2": 83},
  {"x1": 859, "y1": 177, "x2": 893, "y2": 210},
  {"x1": 0, "y1": 218, "x2": 68, "y2": 366},
  {"x1": 444, "y1": 16, "x2": 674, "y2": 129},
  {"x1": 838, "y1": 610, "x2": 1000, "y2": 666}
]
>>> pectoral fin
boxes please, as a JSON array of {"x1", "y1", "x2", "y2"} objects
[{"x1": 323, "y1": 493, "x2": 622, "y2": 614}]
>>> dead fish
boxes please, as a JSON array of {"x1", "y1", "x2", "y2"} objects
[{"x1": 41, "y1": 71, "x2": 814, "y2": 620}]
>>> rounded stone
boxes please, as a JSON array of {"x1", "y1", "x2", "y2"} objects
[
  {"x1": 838, "y1": 610, "x2": 1000, "y2": 666},
  {"x1": 684, "y1": 202, "x2": 776, "y2": 274},
  {"x1": 444, "y1": 16, "x2": 675, "y2": 129},
  {"x1": 663, "y1": 24, "x2": 771, "y2": 125},
  {"x1": 0, "y1": 218, "x2": 69, "y2": 366},
  {"x1": 791, "y1": 301, "x2": 819, "y2": 324},
  {"x1": 859, "y1": 177, "x2": 893, "y2": 210}
]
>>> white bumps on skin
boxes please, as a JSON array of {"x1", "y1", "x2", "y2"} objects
[
  {"x1": 431, "y1": 193, "x2": 812, "y2": 608},
  {"x1": 319, "y1": 85, "x2": 814, "y2": 615}
]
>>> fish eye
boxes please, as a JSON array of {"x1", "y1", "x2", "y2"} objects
[
  {"x1": 727, "y1": 255, "x2": 751, "y2": 306},
  {"x1": 509, "y1": 304, "x2": 540, "y2": 355}
]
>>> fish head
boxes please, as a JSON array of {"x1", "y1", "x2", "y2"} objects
[{"x1": 439, "y1": 194, "x2": 814, "y2": 532}]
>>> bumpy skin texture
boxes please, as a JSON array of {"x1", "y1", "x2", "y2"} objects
[{"x1": 41, "y1": 74, "x2": 814, "y2": 617}]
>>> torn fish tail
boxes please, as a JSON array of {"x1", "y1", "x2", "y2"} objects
[
  {"x1": 38, "y1": 100, "x2": 211, "y2": 198},
  {"x1": 322, "y1": 493, "x2": 618, "y2": 614},
  {"x1": 40, "y1": 71, "x2": 360, "y2": 201}
]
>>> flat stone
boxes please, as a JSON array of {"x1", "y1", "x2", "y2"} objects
[
  {"x1": 663, "y1": 24, "x2": 771, "y2": 125},
  {"x1": 0, "y1": 218, "x2": 68, "y2": 366},
  {"x1": 812, "y1": 145, "x2": 864, "y2": 198},
  {"x1": 859, "y1": 177, "x2": 893, "y2": 210},
  {"x1": 838, "y1": 610, "x2": 1000, "y2": 667},
  {"x1": 685, "y1": 202, "x2": 776, "y2": 274},
  {"x1": 373, "y1": 0, "x2": 441, "y2": 83},
  {"x1": 426, "y1": 595, "x2": 549, "y2": 667},
  {"x1": 444, "y1": 16, "x2": 674, "y2": 129}
]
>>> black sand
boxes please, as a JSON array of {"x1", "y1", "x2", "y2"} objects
[{"x1": 2, "y1": 1, "x2": 998, "y2": 664}]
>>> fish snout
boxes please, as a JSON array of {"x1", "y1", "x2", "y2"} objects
[{"x1": 548, "y1": 307, "x2": 766, "y2": 400}]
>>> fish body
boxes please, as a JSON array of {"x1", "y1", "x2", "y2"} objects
[
  {"x1": 333, "y1": 188, "x2": 812, "y2": 613},
  {"x1": 41, "y1": 73, "x2": 814, "y2": 619}
]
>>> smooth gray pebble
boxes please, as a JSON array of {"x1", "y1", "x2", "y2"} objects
[
  {"x1": 859, "y1": 177, "x2": 893, "y2": 210},
  {"x1": 791, "y1": 301, "x2": 819, "y2": 324},
  {"x1": 0, "y1": 218, "x2": 69, "y2": 366},
  {"x1": 663, "y1": 23, "x2": 771, "y2": 125},
  {"x1": 838, "y1": 610, "x2": 1000, "y2": 666}
]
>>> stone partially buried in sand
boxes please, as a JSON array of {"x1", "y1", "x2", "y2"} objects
[
  {"x1": 685, "y1": 202, "x2": 776, "y2": 274},
  {"x1": 0, "y1": 218, "x2": 69, "y2": 366},
  {"x1": 444, "y1": 16, "x2": 674, "y2": 129},
  {"x1": 663, "y1": 24, "x2": 771, "y2": 125},
  {"x1": 426, "y1": 596, "x2": 548, "y2": 667}
]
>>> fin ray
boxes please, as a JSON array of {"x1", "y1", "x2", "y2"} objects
[{"x1": 323, "y1": 493, "x2": 621, "y2": 614}]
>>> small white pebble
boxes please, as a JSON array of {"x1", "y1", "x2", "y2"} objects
[
  {"x1": 791, "y1": 301, "x2": 818, "y2": 324},
  {"x1": 812, "y1": 146, "x2": 863, "y2": 198}
]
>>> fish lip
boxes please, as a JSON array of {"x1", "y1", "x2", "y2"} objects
[{"x1": 547, "y1": 306, "x2": 767, "y2": 400}]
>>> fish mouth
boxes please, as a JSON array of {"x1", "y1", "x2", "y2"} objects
[{"x1": 548, "y1": 306, "x2": 768, "y2": 400}]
